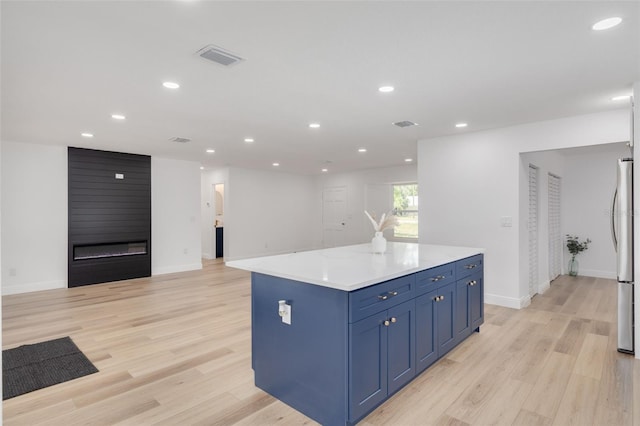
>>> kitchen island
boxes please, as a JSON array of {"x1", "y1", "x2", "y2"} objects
[{"x1": 227, "y1": 242, "x2": 484, "y2": 425}]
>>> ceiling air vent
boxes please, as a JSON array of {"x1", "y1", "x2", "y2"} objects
[
  {"x1": 169, "y1": 137, "x2": 191, "y2": 143},
  {"x1": 393, "y1": 121, "x2": 418, "y2": 128},
  {"x1": 196, "y1": 44, "x2": 244, "y2": 67}
]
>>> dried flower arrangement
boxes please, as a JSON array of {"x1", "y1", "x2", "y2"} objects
[{"x1": 365, "y1": 210, "x2": 398, "y2": 232}]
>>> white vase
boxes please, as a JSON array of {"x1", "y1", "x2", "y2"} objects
[{"x1": 371, "y1": 231, "x2": 387, "y2": 254}]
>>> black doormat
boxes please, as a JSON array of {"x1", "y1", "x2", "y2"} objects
[{"x1": 3, "y1": 336, "x2": 99, "y2": 400}]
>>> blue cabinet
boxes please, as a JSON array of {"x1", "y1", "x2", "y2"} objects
[
  {"x1": 349, "y1": 299, "x2": 415, "y2": 421},
  {"x1": 251, "y1": 255, "x2": 483, "y2": 426},
  {"x1": 415, "y1": 280, "x2": 457, "y2": 374}
]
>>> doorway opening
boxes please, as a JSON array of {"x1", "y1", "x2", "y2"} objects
[{"x1": 214, "y1": 183, "x2": 224, "y2": 258}]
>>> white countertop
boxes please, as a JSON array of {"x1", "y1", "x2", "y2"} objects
[{"x1": 226, "y1": 242, "x2": 484, "y2": 291}]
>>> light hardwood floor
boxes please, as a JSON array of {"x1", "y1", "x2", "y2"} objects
[{"x1": 3, "y1": 260, "x2": 639, "y2": 425}]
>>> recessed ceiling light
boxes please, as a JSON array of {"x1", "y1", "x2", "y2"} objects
[
  {"x1": 455, "y1": 122, "x2": 468, "y2": 128},
  {"x1": 405, "y1": 158, "x2": 413, "y2": 162},
  {"x1": 162, "y1": 81, "x2": 180, "y2": 89},
  {"x1": 322, "y1": 168, "x2": 328, "y2": 172},
  {"x1": 111, "y1": 114, "x2": 126, "y2": 120},
  {"x1": 379, "y1": 86, "x2": 394, "y2": 93},
  {"x1": 81, "y1": 133, "x2": 94, "y2": 138},
  {"x1": 200, "y1": 166, "x2": 204, "y2": 170},
  {"x1": 592, "y1": 17, "x2": 622, "y2": 31},
  {"x1": 309, "y1": 123, "x2": 320, "y2": 129},
  {"x1": 272, "y1": 162, "x2": 280, "y2": 167},
  {"x1": 358, "y1": 148, "x2": 367, "y2": 153},
  {"x1": 206, "y1": 149, "x2": 215, "y2": 153},
  {"x1": 611, "y1": 95, "x2": 631, "y2": 101},
  {"x1": 244, "y1": 138, "x2": 254, "y2": 143}
]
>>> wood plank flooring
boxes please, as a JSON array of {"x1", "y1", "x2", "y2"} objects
[{"x1": 3, "y1": 261, "x2": 639, "y2": 425}]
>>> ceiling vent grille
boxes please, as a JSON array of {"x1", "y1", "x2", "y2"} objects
[
  {"x1": 169, "y1": 137, "x2": 191, "y2": 143},
  {"x1": 196, "y1": 44, "x2": 244, "y2": 67},
  {"x1": 393, "y1": 121, "x2": 418, "y2": 128}
]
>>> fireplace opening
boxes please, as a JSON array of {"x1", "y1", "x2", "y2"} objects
[{"x1": 73, "y1": 241, "x2": 148, "y2": 261}]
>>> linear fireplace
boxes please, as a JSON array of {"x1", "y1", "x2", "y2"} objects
[
  {"x1": 73, "y1": 241, "x2": 148, "y2": 260},
  {"x1": 68, "y1": 147, "x2": 151, "y2": 287}
]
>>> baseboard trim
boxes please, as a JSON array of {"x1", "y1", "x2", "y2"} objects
[
  {"x1": 577, "y1": 269, "x2": 616, "y2": 280},
  {"x1": 2, "y1": 279, "x2": 66, "y2": 295},
  {"x1": 202, "y1": 253, "x2": 215, "y2": 260},
  {"x1": 152, "y1": 262, "x2": 203, "y2": 276},
  {"x1": 485, "y1": 293, "x2": 530, "y2": 309}
]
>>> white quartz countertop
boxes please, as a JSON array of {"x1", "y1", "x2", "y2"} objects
[{"x1": 226, "y1": 242, "x2": 485, "y2": 291}]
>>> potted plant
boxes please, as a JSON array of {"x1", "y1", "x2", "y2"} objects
[{"x1": 566, "y1": 234, "x2": 591, "y2": 277}]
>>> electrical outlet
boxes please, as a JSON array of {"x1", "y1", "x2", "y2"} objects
[{"x1": 278, "y1": 300, "x2": 292, "y2": 325}]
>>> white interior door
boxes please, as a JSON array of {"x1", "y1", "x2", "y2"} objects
[
  {"x1": 548, "y1": 173, "x2": 562, "y2": 281},
  {"x1": 528, "y1": 164, "x2": 539, "y2": 297},
  {"x1": 323, "y1": 186, "x2": 347, "y2": 248}
]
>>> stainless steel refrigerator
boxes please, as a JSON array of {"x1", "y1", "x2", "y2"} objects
[{"x1": 612, "y1": 158, "x2": 634, "y2": 354}]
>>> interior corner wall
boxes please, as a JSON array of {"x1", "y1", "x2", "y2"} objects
[
  {"x1": 224, "y1": 167, "x2": 319, "y2": 261},
  {"x1": 314, "y1": 165, "x2": 418, "y2": 246},
  {"x1": 151, "y1": 157, "x2": 202, "y2": 275},
  {"x1": 1, "y1": 141, "x2": 67, "y2": 294},
  {"x1": 418, "y1": 109, "x2": 630, "y2": 309},
  {"x1": 562, "y1": 144, "x2": 630, "y2": 280}
]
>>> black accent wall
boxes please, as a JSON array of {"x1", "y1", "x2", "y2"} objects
[{"x1": 68, "y1": 147, "x2": 151, "y2": 287}]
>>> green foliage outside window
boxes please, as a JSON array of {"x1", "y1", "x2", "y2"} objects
[{"x1": 393, "y1": 184, "x2": 418, "y2": 239}]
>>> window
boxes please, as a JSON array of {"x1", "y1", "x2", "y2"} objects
[{"x1": 393, "y1": 183, "x2": 418, "y2": 239}]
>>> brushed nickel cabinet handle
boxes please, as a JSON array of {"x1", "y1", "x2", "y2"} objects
[
  {"x1": 389, "y1": 291, "x2": 398, "y2": 297},
  {"x1": 465, "y1": 264, "x2": 477, "y2": 269},
  {"x1": 378, "y1": 295, "x2": 388, "y2": 301},
  {"x1": 468, "y1": 280, "x2": 477, "y2": 286},
  {"x1": 391, "y1": 317, "x2": 397, "y2": 323},
  {"x1": 384, "y1": 320, "x2": 390, "y2": 326},
  {"x1": 431, "y1": 275, "x2": 446, "y2": 282}
]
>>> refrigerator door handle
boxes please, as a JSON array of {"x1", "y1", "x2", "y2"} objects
[{"x1": 611, "y1": 187, "x2": 618, "y2": 253}]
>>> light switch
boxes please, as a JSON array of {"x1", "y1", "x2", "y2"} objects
[
  {"x1": 115, "y1": 173, "x2": 124, "y2": 180},
  {"x1": 500, "y1": 216, "x2": 513, "y2": 227},
  {"x1": 278, "y1": 300, "x2": 292, "y2": 325}
]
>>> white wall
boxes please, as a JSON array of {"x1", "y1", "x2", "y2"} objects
[
  {"x1": 418, "y1": 109, "x2": 630, "y2": 309},
  {"x1": 151, "y1": 157, "x2": 202, "y2": 274},
  {"x1": 1, "y1": 141, "x2": 68, "y2": 294},
  {"x1": 201, "y1": 168, "x2": 228, "y2": 260},
  {"x1": 1, "y1": 143, "x2": 203, "y2": 294},
  {"x1": 519, "y1": 150, "x2": 565, "y2": 299},
  {"x1": 224, "y1": 167, "x2": 319, "y2": 261},
  {"x1": 561, "y1": 143, "x2": 630, "y2": 279},
  {"x1": 315, "y1": 165, "x2": 418, "y2": 245}
]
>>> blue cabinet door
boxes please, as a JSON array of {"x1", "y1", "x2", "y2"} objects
[
  {"x1": 455, "y1": 279, "x2": 471, "y2": 343},
  {"x1": 436, "y1": 281, "x2": 456, "y2": 356},
  {"x1": 415, "y1": 290, "x2": 437, "y2": 373},
  {"x1": 387, "y1": 300, "x2": 415, "y2": 395},
  {"x1": 469, "y1": 271, "x2": 484, "y2": 331},
  {"x1": 349, "y1": 311, "x2": 388, "y2": 422}
]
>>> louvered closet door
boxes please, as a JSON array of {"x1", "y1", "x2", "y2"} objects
[
  {"x1": 548, "y1": 173, "x2": 562, "y2": 281},
  {"x1": 528, "y1": 165, "x2": 539, "y2": 297}
]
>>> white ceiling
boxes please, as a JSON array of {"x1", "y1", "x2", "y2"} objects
[{"x1": 2, "y1": 1, "x2": 639, "y2": 175}]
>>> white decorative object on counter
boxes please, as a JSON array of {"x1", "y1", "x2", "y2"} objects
[
  {"x1": 365, "y1": 210, "x2": 397, "y2": 255},
  {"x1": 371, "y1": 231, "x2": 387, "y2": 254}
]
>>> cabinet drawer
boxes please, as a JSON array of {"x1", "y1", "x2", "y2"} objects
[
  {"x1": 349, "y1": 275, "x2": 415, "y2": 323},
  {"x1": 456, "y1": 254, "x2": 483, "y2": 279},
  {"x1": 415, "y1": 262, "x2": 455, "y2": 297}
]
